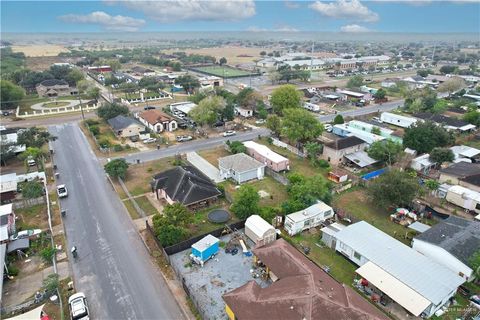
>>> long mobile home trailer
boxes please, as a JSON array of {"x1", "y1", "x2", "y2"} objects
[
  {"x1": 303, "y1": 102, "x2": 321, "y2": 112},
  {"x1": 380, "y1": 112, "x2": 417, "y2": 128},
  {"x1": 445, "y1": 185, "x2": 480, "y2": 214}
]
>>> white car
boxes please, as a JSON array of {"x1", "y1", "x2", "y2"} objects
[
  {"x1": 324, "y1": 124, "x2": 333, "y2": 132},
  {"x1": 10, "y1": 229, "x2": 42, "y2": 241},
  {"x1": 143, "y1": 138, "x2": 156, "y2": 144},
  {"x1": 68, "y1": 292, "x2": 90, "y2": 320},
  {"x1": 57, "y1": 184, "x2": 68, "y2": 198},
  {"x1": 255, "y1": 119, "x2": 266, "y2": 124},
  {"x1": 223, "y1": 130, "x2": 236, "y2": 137}
]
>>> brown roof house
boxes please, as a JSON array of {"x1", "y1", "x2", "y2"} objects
[
  {"x1": 36, "y1": 79, "x2": 78, "y2": 97},
  {"x1": 321, "y1": 136, "x2": 367, "y2": 166},
  {"x1": 223, "y1": 238, "x2": 388, "y2": 320},
  {"x1": 136, "y1": 110, "x2": 178, "y2": 133}
]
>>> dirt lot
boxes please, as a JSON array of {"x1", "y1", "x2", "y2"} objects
[
  {"x1": 11, "y1": 45, "x2": 70, "y2": 57},
  {"x1": 25, "y1": 56, "x2": 66, "y2": 71},
  {"x1": 15, "y1": 204, "x2": 49, "y2": 231},
  {"x1": 164, "y1": 46, "x2": 267, "y2": 65}
]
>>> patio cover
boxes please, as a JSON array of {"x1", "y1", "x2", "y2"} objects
[
  {"x1": 408, "y1": 222, "x2": 431, "y2": 233},
  {"x1": 356, "y1": 261, "x2": 431, "y2": 317},
  {"x1": 344, "y1": 151, "x2": 377, "y2": 168}
]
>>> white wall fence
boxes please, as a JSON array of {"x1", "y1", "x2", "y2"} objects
[
  {"x1": 16, "y1": 103, "x2": 99, "y2": 118},
  {"x1": 121, "y1": 91, "x2": 173, "y2": 105},
  {"x1": 271, "y1": 137, "x2": 305, "y2": 158}
]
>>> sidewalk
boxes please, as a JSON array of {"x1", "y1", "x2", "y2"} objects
[{"x1": 2, "y1": 262, "x2": 70, "y2": 309}]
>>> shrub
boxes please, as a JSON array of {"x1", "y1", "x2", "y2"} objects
[
  {"x1": 89, "y1": 125, "x2": 100, "y2": 136},
  {"x1": 7, "y1": 264, "x2": 19, "y2": 276},
  {"x1": 98, "y1": 138, "x2": 111, "y2": 148},
  {"x1": 316, "y1": 159, "x2": 330, "y2": 168},
  {"x1": 40, "y1": 246, "x2": 56, "y2": 264},
  {"x1": 113, "y1": 144, "x2": 124, "y2": 152},
  {"x1": 85, "y1": 119, "x2": 99, "y2": 126},
  {"x1": 267, "y1": 137, "x2": 273, "y2": 144},
  {"x1": 42, "y1": 273, "x2": 59, "y2": 292}
]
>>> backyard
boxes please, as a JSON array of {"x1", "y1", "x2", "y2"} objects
[
  {"x1": 192, "y1": 65, "x2": 255, "y2": 78},
  {"x1": 81, "y1": 120, "x2": 139, "y2": 156}
]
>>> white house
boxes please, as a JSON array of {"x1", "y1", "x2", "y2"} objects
[
  {"x1": 284, "y1": 201, "x2": 334, "y2": 236},
  {"x1": 380, "y1": 112, "x2": 418, "y2": 128},
  {"x1": 244, "y1": 215, "x2": 276, "y2": 246},
  {"x1": 234, "y1": 107, "x2": 253, "y2": 118},
  {"x1": 445, "y1": 185, "x2": 480, "y2": 214},
  {"x1": 410, "y1": 154, "x2": 436, "y2": 173},
  {"x1": 0, "y1": 127, "x2": 26, "y2": 154},
  {"x1": 413, "y1": 216, "x2": 480, "y2": 282},
  {"x1": 218, "y1": 153, "x2": 265, "y2": 184},
  {"x1": 0, "y1": 173, "x2": 17, "y2": 203},
  {"x1": 136, "y1": 110, "x2": 177, "y2": 133},
  {"x1": 330, "y1": 221, "x2": 464, "y2": 318}
]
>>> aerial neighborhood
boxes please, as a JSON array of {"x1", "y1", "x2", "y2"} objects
[{"x1": 0, "y1": 1, "x2": 479, "y2": 320}]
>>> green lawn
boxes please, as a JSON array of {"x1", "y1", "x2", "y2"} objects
[
  {"x1": 135, "y1": 196, "x2": 158, "y2": 216},
  {"x1": 43, "y1": 101, "x2": 71, "y2": 108},
  {"x1": 193, "y1": 65, "x2": 254, "y2": 78},
  {"x1": 123, "y1": 199, "x2": 140, "y2": 219},
  {"x1": 333, "y1": 189, "x2": 415, "y2": 244},
  {"x1": 189, "y1": 201, "x2": 237, "y2": 236}
]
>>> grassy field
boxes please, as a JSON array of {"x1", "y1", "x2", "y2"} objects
[
  {"x1": 189, "y1": 200, "x2": 237, "y2": 237},
  {"x1": 332, "y1": 189, "x2": 415, "y2": 244},
  {"x1": 15, "y1": 204, "x2": 49, "y2": 230},
  {"x1": 43, "y1": 101, "x2": 70, "y2": 108},
  {"x1": 11, "y1": 44, "x2": 70, "y2": 57},
  {"x1": 193, "y1": 65, "x2": 254, "y2": 78},
  {"x1": 135, "y1": 195, "x2": 159, "y2": 216},
  {"x1": 164, "y1": 46, "x2": 267, "y2": 65}
]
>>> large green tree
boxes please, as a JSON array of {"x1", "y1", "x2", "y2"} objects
[
  {"x1": 1, "y1": 80, "x2": 25, "y2": 110},
  {"x1": 346, "y1": 75, "x2": 364, "y2": 89},
  {"x1": 282, "y1": 173, "x2": 332, "y2": 214},
  {"x1": 463, "y1": 110, "x2": 480, "y2": 127},
  {"x1": 17, "y1": 127, "x2": 54, "y2": 148},
  {"x1": 367, "y1": 169, "x2": 420, "y2": 209},
  {"x1": 231, "y1": 185, "x2": 260, "y2": 219},
  {"x1": 368, "y1": 140, "x2": 403, "y2": 165},
  {"x1": 175, "y1": 75, "x2": 200, "y2": 94},
  {"x1": 266, "y1": 114, "x2": 282, "y2": 137},
  {"x1": 437, "y1": 78, "x2": 465, "y2": 94},
  {"x1": 270, "y1": 85, "x2": 302, "y2": 115},
  {"x1": 333, "y1": 114, "x2": 344, "y2": 125},
  {"x1": 22, "y1": 181, "x2": 44, "y2": 199},
  {"x1": 190, "y1": 96, "x2": 225, "y2": 126},
  {"x1": 281, "y1": 108, "x2": 324, "y2": 145},
  {"x1": 104, "y1": 158, "x2": 129, "y2": 179},
  {"x1": 97, "y1": 103, "x2": 129, "y2": 121},
  {"x1": 429, "y1": 147, "x2": 455, "y2": 164},
  {"x1": 403, "y1": 121, "x2": 454, "y2": 154}
]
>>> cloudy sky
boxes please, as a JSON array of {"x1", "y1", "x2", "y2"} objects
[{"x1": 1, "y1": 0, "x2": 479, "y2": 33}]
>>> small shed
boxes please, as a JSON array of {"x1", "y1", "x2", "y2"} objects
[
  {"x1": 245, "y1": 215, "x2": 276, "y2": 246},
  {"x1": 191, "y1": 234, "x2": 219, "y2": 265},
  {"x1": 321, "y1": 223, "x2": 346, "y2": 249}
]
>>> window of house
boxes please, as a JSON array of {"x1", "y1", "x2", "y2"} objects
[
  {"x1": 354, "y1": 251, "x2": 361, "y2": 260},
  {"x1": 476, "y1": 203, "x2": 480, "y2": 210}
]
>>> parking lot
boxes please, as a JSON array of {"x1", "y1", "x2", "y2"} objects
[{"x1": 169, "y1": 231, "x2": 270, "y2": 319}]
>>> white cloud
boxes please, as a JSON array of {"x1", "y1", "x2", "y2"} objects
[
  {"x1": 106, "y1": 0, "x2": 256, "y2": 22},
  {"x1": 60, "y1": 11, "x2": 145, "y2": 31},
  {"x1": 247, "y1": 25, "x2": 299, "y2": 32},
  {"x1": 340, "y1": 24, "x2": 372, "y2": 32},
  {"x1": 284, "y1": 1, "x2": 301, "y2": 9},
  {"x1": 309, "y1": 0, "x2": 379, "y2": 22}
]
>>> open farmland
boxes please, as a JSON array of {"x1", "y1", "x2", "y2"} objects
[
  {"x1": 11, "y1": 44, "x2": 70, "y2": 57},
  {"x1": 192, "y1": 65, "x2": 256, "y2": 78},
  {"x1": 164, "y1": 46, "x2": 268, "y2": 65}
]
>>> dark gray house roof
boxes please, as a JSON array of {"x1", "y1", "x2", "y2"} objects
[
  {"x1": 107, "y1": 115, "x2": 142, "y2": 131},
  {"x1": 415, "y1": 216, "x2": 480, "y2": 265},
  {"x1": 39, "y1": 79, "x2": 69, "y2": 87},
  {"x1": 440, "y1": 162, "x2": 480, "y2": 179},
  {"x1": 325, "y1": 136, "x2": 365, "y2": 150},
  {"x1": 151, "y1": 166, "x2": 221, "y2": 206},
  {"x1": 414, "y1": 112, "x2": 469, "y2": 128}
]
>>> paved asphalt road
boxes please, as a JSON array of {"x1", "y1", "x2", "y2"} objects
[
  {"x1": 318, "y1": 99, "x2": 405, "y2": 123},
  {"x1": 122, "y1": 127, "x2": 270, "y2": 163},
  {"x1": 49, "y1": 123, "x2": 184, "y2": 320}
]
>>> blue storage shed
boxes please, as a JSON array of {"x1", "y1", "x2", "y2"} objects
[{"x1": 191, "y1": 234, "x2": 219, "y2": 264}]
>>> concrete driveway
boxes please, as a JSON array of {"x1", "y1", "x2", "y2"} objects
[{"x1": 186, "y1": 152, "x2": 224, "y2": 183}]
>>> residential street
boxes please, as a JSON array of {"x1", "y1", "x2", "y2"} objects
[
  {"x1": 122, "y1": 127, "x2": 270, "y2": 163},
  {"x1": 49, "y1": 123, "x2": 184, "y2": 320}
]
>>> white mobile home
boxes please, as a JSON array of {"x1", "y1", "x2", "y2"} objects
[
  {"x1": 245, "y1": 215, "x2": 276, "y2": 246},
  {"x1": 380, "y1": 112, "x2": 417, "y2": 128},
  {"x1": 445, "y1": 185, "x2": 480, "y2": 214},
  {"x1": 284, "y1": 201, "x2": 334, "y2": 236},
  {"x1": 303, "y1": 102, "x2": 320, "y2": 112}
]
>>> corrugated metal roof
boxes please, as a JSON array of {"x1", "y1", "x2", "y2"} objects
[
  {"x1": 335, "y1": 221, "x2": 465, "y2": 305},
  {"x1": 356, "y1": 261, "x2": 431, "y2": 316}
]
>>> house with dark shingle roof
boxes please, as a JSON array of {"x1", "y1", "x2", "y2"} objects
[
  {"x1": 107, "y1": 115, "x2": 145, "y2": 138},
  {"x1": 151, "y1": 166, "x2": 221, "y2": 209},
  {"x1": 413, "y1": 216, "x2": 480, "y2": 281},
  {"x1": 321, "y1": 136, "x2": 367, "y2": 165},
  {"x1": 223, "y1": 238, "x2": 388, "y2": 320},
  {"x1": 414, "y1": 112, "x2": 477, "y2": 132},
  {"x1": 36, "y1": 79, "x2": 78, "y2": 97},
  {"x1": 439, "y1": 162, "x2": 480, "y2": 192}
]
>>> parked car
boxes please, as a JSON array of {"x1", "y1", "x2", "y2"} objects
[
  {"x1": 176, "y1": 135, "x2": 193, "y2": 142},
  {"x1": 223, "y1": 130, "x2": 236, "y2": 137},
  {"x1": 255, "y1": 119, "x2": 266, "y2": 124},
  {"x1": 144, "y1": 106, "x2": 155, "y2": 110},
  {"x1": 27, "y1": 158, "x2": 36, "y2": 167},
  {"x1": 10, "y1": 229, "x2": 42, "y2": 241},
  {"x1": 68, "y1": 292, "x2": 90, "y2": 320},
  {"x1": 372, "y1": 117, "x2": 383, "y2": 123},
  {"x1": 57, "y1": 184, "x2": 68, "y2": 198},
  {"x1": 213, "y1": 120, "x2": 225, "y2": 127},
  {"x1": 324, "y1": 124, "x2": 333, "y2": 132},
  {"x1": 143, "y1": 138, "x2": 156, "y2": 144},
  {"x1": 177, "y1": 122, "x2": 188, "y2": 129},
  {"x1": 129, "y1": 136, "x2": 139, "y2": 142}
]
